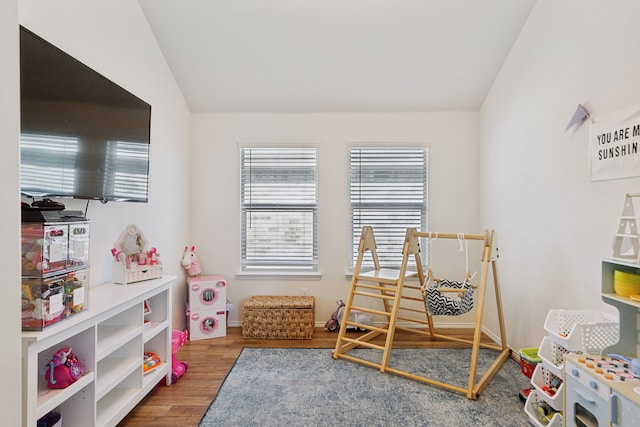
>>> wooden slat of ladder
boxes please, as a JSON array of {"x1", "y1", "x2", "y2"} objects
[
  {"x1": 333, "y1": 226, "x2": 383, "y2": 358},
  {"x1": 333, "y1": 227, "x2": 423, "y2": 374}
]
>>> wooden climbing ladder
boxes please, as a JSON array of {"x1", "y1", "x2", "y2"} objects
[{"x1": 332, "y1": 226, "x2": 510, "y2": 400}]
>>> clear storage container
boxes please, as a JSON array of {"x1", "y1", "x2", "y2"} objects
[{"x1": 22, "y1": 268, "x2": 89, "y2": 330}]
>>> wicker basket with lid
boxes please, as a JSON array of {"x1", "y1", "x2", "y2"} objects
[{"x1": 242, "y1": 295, "x2": 315, "y2": 339}]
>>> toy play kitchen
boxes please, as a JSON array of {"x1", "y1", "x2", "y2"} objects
[
  {"x1": 560, "y1": 197, "x2": 640, "y2": 426},
  {"x1": 565, "y1": 353, "x2": 640, "y2": 426},
  {"x1": 560, "y1": 254, "x2": 640, "y2": 427},
  {"x1": 525, "y1": 247, "x2": 640, "y2": 427}
]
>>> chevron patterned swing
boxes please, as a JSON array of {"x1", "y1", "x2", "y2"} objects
[
  {"x1": 332, "y1": 226, "x2": 510, "y2": 400},
  {"x1": 422, "y1": 233, "x2": 475, "y2": 316}
]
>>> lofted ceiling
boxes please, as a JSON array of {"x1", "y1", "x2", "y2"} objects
[{"x1": 139, "y1": 0, "x2": 536, "y2": 113}]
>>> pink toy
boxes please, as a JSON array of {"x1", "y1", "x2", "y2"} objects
[
  {"x1": 113, "y1": 224, "x2": 149, "y2": 269},
  {"x1": 181, "y1": 245, "x2": 202, "y2": 276},
  {"x1": 45, "y1": 347, "x2": 83, "y2": 389},
  {"x1": 171, "y1": 330, "x2": 189, "y2": 383},
  {"x1": 147, "y1": 247, "x2": 159, "y2": 265}
]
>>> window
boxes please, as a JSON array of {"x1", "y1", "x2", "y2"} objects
[
  {"x1": 349, "y1": 146, "x2": 428, "y2": 269},
  {"x1": 240, "y1": 147, "x2": 318, "y2": 272}
]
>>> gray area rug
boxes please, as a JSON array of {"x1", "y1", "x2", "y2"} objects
[{"x1": 199, "y1": 347, "x2": 531, "y2": 426}]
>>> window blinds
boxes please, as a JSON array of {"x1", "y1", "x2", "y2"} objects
[
  {"x1": 349, "y1": 147, "x2": 428, "y2": 268},
  {"x1": 240, "y1": 147, "x2": 318, "y2": 271}
]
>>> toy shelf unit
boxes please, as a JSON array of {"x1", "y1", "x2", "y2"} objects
[
  {"x1": 601, "y1": 258, "x2": 640, "y2": 356},
  {"x1": 600, "y1": 257, "x2": 640, "y2": 424},
  {"x1": 22, "y1": 276, "x2": 173, "y2": 427}
]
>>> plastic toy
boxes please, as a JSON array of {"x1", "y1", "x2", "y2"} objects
[
  {"x1": 171, "y1": 329, "x2": 189, "y2": 383},
  {"x1": 143, "y1": 352, "x2": 162, "y2": 373},
  {"x1": 609, "y1": 353, "x2": 640, "y2": 376},
  {"x1": 181, "y1": 245, "x2": 202, "y2": 276},
  {"x1": 24, "y1": 240, "x2": 46, "y2": 271},
  {"x1": 45, "y1": 347, "x2": 83, "y2": 389},
  {"x1": 113, "y1": 224, "x2": 149, "y2": 268},
  {"x1": 147, "y1": 247, "x2": 159, "y2": 265},
  {"x1": 324, "y1": 299, "x2": 372, "y2": 332}
]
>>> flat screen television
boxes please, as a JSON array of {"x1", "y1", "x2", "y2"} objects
[{"x1": 19, "y1": 25, "x2": 151, "y2": 203}]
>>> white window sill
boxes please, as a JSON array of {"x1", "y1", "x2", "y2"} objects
[{"x1": 235, "y1": 271, "x2": 322, "y2": 281}]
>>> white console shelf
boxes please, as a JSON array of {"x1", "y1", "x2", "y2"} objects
[{"x1": 22, "y1": 276, "x2": 174, "y2": 427}]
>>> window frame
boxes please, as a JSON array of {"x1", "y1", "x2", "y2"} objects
[
  {"x1": 238, "y1": 145, "x2": 319, "y2": 278},
  {"x1": 348, "y1": 145, "x2": 428, "y2": 271}
]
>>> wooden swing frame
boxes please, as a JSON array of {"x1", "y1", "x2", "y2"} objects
[{"x1": 331, "y1": 226, "x2": 510, "y2": 400}]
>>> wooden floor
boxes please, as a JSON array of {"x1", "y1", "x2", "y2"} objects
[{"x1": 118, "y1": 326, "x2": 498, "y2": 427}]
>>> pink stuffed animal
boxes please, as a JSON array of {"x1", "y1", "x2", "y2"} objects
[{"x1": 181, "y1": 245, "x2": 202, "y2": 276}]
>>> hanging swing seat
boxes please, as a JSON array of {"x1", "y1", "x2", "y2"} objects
[
  {"x1": 421, "y1": 234, "x2": 476, "y2": 316},
  {"x1": 424, "y1": 277, "x2": 474, "y2": 316}
]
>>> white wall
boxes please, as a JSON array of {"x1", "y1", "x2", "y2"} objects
[
  {"x1": 19, "y1": 0, "x2": 192, "y2": 328},
  {"x1": 480, "y1": 0, "x2": 640, "y2": 351},
  {"x1": 1, "y1": 0, "x2": 23, "y2": 424},
  {"x1": 190, "y1": 112, "x2": 482, "y2": 326}
]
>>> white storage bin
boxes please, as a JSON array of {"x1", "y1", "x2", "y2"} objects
[
  {"x1": 544, "y1": 309, "x2": 619, "y2": 353},
  {"x1": 530, "y1": 363, "x2": 564, "y2": 411},
  {"x1": 538, "y1": 336, "x2": 572, "y2": 378},
  {"x1": 524, "y1": 389, "x2": 563, "y2": 427}
]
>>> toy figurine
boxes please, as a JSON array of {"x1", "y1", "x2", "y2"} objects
[
  {"x1": 181, "y1": 245, "x2": 202, "y2": 276},
  {"x1": 147, "y1": 247, "x2": 159, "y2": 265}
]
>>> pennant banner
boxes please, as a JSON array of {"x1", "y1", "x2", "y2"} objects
[{"x1": 590, "y1": 106, "x2": 640, "y2": 181}]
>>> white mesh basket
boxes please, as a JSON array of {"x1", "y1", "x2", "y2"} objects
[
  {"x1": 530, "y1": 364, "x2": 564, "y2": 411},
  {"x1": 524, "y1": 389, "x2": 564, "y2": 427},
  {"x1": 538, "y1": 336, "x2": 572, "y2": 378},
  {"x1": 543, "y1": 309, "x2": 619, "y2": 354}
]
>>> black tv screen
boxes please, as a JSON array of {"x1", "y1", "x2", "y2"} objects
[{"x1": 19, "y1": 26, "x2": 151, "y2": 203}]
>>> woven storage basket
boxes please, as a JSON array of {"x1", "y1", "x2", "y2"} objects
[{"x1": 242, "y1": 296, "x2": 315, "y2": 339}]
